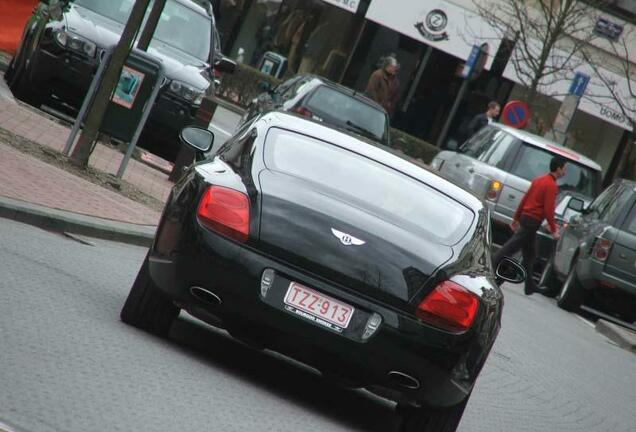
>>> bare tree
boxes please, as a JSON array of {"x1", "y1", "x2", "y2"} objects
[
  {"x1": 582, "y1": 30, "x2": 636, "y2": 180},
  {"x1": 473, "y1": 0, "x2": 604, "y2": 127}
]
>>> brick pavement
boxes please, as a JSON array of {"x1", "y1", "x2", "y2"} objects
[
  {"x1": 0, "y1": 70, "x2": 176, "y2": 226},
  {"x1": 0, "y1": 142, "x2": 159, "y2": 225}
]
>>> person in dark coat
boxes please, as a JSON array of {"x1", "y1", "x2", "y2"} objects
[
  {"x1": 466, "y1": 101, "x2": 501, "y2": 137},
  {"x1": 365, "y1": 55, "x2": 400, "y2": 117}
]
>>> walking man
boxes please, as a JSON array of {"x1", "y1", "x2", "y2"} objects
[
  {"x1": 465, "y1": 101, "x2": 500, "y2": 137},
  {"x1": 492, "y1": 156, "x2": 567, "y2": 295}
]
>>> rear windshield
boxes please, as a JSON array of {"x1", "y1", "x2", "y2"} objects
[
  {"x1": 305, "y1": 87, "x2": 387, "y2": 143},
  {"x1": 264, "y1": 128, "x2": 474, "y2": 245},
  {"x1": 75, "y1": 0, "x2": 211, "y2": 61},
  {"x1": 511, "y1": 143, "x2": 600, "y2": 197}
]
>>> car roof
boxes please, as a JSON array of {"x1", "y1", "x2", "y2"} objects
[
  {"x1": 296, "y1": 74, "x2": 387, "y2": 114},
  {"x1": 491, "y1": 123, "x2": 602, "y2": 171},
  {"x1": 259, "y1": 112, "x2": 484, "y2": 212},
  {"x1": 177, "y1": 0, "x2": 211, "y2": 17}
]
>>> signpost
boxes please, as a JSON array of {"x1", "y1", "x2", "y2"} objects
[
  {"x1": 436, "y1": 43, "x2": 488, "y2": 147},
  {"x1": 546, "y1": 72, "x2": 590, "y2": 145},
  {"x1": 501, "y1": 100, "x2": 530, "y2": 129}
]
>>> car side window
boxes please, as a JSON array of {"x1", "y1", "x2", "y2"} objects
[
  {"x1": 479, "y1": 132, "x2": 516, "y2": 168},
  {"x1": 281, "y1": 77, "x2": 311, "y2": 102},
  {"x1": 460, "y1": 127, "x2": 498, "y2": 158},
  {"x1": 600, "y1": 186, "x2": 630, "y2": 223},
  {"x1": 274, "y1": 77, "x2": 300, "y2": 98},
  {"x1": 218, "y1": 128, "x2": 257, "y2": 174},
  {"x1": 621, "y1": 201, "x2": 636, "y2": 235},
  {"x1": 587, "y1": 184, "x2": 617, "y2": 218}
]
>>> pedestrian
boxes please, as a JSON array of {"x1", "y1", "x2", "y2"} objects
[
  {"x1": 465, "y1": 101, "x2": 500, "y2": 137},
  {"x1": 365, "y1": 55, "x2": 400, "y2": 116},
  {"x1": 492, "y1": 156, "x2": 567, "y2": 295}
]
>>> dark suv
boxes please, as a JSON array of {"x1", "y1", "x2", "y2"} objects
[
  {"x1": 5, "y1": 0, "x2": 228, "y2": 161},
  {"x1": 540, "y1": 179, "x2": 636, "y2": 322},
  {"x1": 240, "y1": 74, "x2": 390, "y2": 145}
]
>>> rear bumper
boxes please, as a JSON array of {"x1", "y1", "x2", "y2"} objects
[
  {"x1": 147, "y1": 218, "x2": 496, "y2": 407},
  {"x1": 578, "y1": 259, "x2": 636, "y2": 296}
]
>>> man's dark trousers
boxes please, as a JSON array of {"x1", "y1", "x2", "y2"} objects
[{"x1": 493, "y1": 215, "x2": 541, "y2": 294}]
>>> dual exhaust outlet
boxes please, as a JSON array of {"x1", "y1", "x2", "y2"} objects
[{"x1": 190, "y1": 286, "x2": 419, "y2": 390}]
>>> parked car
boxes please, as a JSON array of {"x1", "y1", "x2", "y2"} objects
[
  {"x1": 120, "y1": 111, "x2": 525, "y2": 431},
  {"x1": 238, "y1": 74, "x2": 390, "y2": 145},
  {"x1": 4, "y1": 0, "x2": 234, "y2": 162},
  {"x1": 430, "y1": 124, "x2": 603, "y2": 247},
  {"x1": 533, "y1": 191, "x2": 593, "y2": 281},
  {"x1": 538, "y1": 179, "x2": 636, "y2": 322}
]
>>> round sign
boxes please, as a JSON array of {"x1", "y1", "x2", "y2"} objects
[{"x1": 501, "y1": 100, "x2": 530, "y2": 129}]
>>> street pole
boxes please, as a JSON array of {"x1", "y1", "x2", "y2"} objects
[
  {"x1": 436, "y1": 44, "x2": 488, "y2": 148},
  {"x1": 436, "y1": 79, "x2": 470, "y2": 148},
  {"x1": 70, "y1": 0, "x2": 152, "y2": 167}
]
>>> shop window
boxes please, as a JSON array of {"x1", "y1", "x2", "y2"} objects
[{"x1": 229, "y1": 0, "x2": 363, "y2": 81}]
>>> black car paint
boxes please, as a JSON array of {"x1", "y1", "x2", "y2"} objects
[
  {"x1": 9, "y1": 0, "x2": 214, "y2": 162},
  {"x1": 148, "y1": 113, "x2": 504, "y2": 408}
]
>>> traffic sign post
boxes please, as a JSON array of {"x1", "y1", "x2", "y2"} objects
[
  {"x1": 546, "y1": 71, "x2": 590, "y2": 145},
  {"x1": 501, "y1": 100, "x2": 530, "y2": 129}
]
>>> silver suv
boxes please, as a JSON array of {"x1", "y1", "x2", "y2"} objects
[{"x1": 430, "y1": 124, "x2": 603, "y2": 245}]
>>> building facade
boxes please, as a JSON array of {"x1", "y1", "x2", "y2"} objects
[{"x1": 215, "y1": 0, "x2": 636, "y2": 182}]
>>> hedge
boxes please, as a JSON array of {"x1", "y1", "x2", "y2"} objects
[{"x1": 217, "y1": 64, "x2": 439, "y2": 164}]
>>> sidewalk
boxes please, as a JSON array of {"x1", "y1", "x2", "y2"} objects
[{"x1": 0, "y1": 57, "x2": 173, "y2": 245}]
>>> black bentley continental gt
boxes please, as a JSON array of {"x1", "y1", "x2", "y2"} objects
[{"x1": 121, "y1": 112, "x2": 524, "y2": 432}]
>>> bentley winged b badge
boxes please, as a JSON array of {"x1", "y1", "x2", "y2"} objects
[{"x1": 331, "y1": 228, "x2": 366, "y2": 246}]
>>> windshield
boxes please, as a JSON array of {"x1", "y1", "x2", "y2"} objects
[
  {"x1": 511, "y1": 143, "x2": 601, "y2": 197},
  {"x1": 264, "y1": 128, "x2": 474, "y2": 245},
  {"x1": 75, "y1": 0, "x2": 211, "y2": 61},
  {"x1": 304, "y1": 87, "x2": 388, "y2": 143}
]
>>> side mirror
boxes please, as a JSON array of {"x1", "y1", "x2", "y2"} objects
[
  {"x1": 495, "y1": 257, "x2": 526, "y2": 285},
  {"x1": 214, "y1": 56, "x2": 237, "y2": 74},
  {"x1": 180, "y1": 126, "x2": 214, "y2": 154},
  {"x1": 567, "y1": 197, "x2": 585, "y2": 213}
]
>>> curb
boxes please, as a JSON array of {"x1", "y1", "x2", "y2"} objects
[
  {"x1": 595, "y1": 319, "x2": 636, "y2": 353},
  {"x1": 0, "y1": 196, "x2": 155, "y2": 247}
]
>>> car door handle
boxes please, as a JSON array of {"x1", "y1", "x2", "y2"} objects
[
  {"x1": 620, "y1": 253, "x2": 627, "y2": 259},
  {"x1": 455, "y1": 163, "x2": 461, "y2": 168},
  {"x1": 468, "y1": 168, "x2": 474, "y2": 174},
  {"x1": 508, "y1": 194, "x2": 516, "y2": 199}
]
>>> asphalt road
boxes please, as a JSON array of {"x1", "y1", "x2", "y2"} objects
[{"x1": 1, "y1": 219, "x2": 634, "y2": 432}]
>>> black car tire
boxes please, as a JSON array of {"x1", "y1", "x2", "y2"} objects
[
  {"x1": 120, "y1": 254, "x2": 179, "y2": 337},
  {"x1": 397, "y1": 397, "x2": 469, "y2": 432},
  {"x1": 536, "y1": 257, "x2": 559, "y2": 298},
  {"x1": 8, "y1": 48, "x2": 42, "y2": 108},
  {"x1": 557, "y1": 263, "x2": 584, "y2": 312}
]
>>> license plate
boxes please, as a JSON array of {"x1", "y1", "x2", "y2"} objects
[{"x1": 283, "y1": 282, "x2": 354, "y2": 332}]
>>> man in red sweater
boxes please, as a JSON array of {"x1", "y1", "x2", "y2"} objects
[{"x1": 492, "y1": 156, "x2": 568, "y2": 295}]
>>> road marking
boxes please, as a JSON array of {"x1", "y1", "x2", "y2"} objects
[{"x1": 576, "y1": 315, "x2": 595, "y2": 329}]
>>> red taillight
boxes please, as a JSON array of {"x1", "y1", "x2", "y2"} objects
[
  {"x1": 294, "y1": 106, "x2": 313, "y2": 117},
  {"x1": 416, "y1": 281, "x2": 479, "y2": 333},
  {"x1": 197, "y1": 186, "x2": 250, "y2": 242},
  {"x1": 486, "y1": 180, "x2": 502, "y2": 201},
  {"x1": 592, "y1": 237, "x2": 613, "y2": 262}
]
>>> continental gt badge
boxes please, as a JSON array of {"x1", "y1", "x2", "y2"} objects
[
  {"x1": 331, "y1": 228, "x2": 365, "y2": 246},
  {"x1": 415, "y1": 9, "x2": 449, "y2": 42}
]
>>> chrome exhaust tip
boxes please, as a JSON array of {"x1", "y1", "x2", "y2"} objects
[
  {"x1": 387, "y1": 371, "x2": 420, "y2": 390},
  {"x1": 190, "y1": 286, "x2": 222, "y2": 306}
]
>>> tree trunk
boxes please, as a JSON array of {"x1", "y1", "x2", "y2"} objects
[{"x1": 70, "y1": 0, "x2": 152, "y2": 167}]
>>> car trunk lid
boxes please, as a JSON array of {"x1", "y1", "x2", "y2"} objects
[{"x1": 258, "y1": 171, "x2": 456, "y2": 303}]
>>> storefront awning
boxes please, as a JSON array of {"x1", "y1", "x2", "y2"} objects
[{"x1": 365, "y1": 0, "x2": 500, "y2": 69}]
